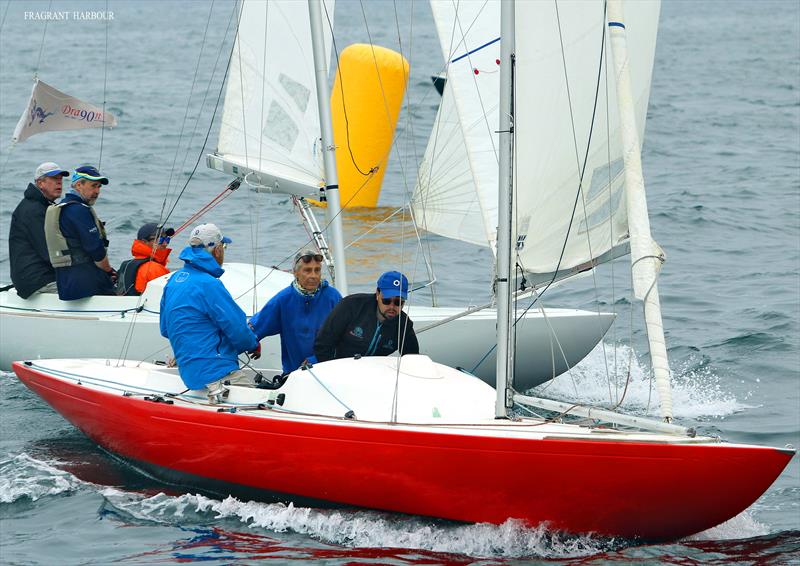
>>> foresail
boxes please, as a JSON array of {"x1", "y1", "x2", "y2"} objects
[
  {"x1": 412, "y1": 0, "x2": 500, "y2": 252},
  {"x1": 513, "y1": 0, "x2": 659, "y2": 281},
  {"x1": 213, "y1": 0, "x2": 335, "y2": 196}
]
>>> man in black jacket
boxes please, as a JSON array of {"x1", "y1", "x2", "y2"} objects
[
  {"x1": 8, "y1": 162, "x2": 69, "y2": 298},
  {"x1": 314, "y1": 271, "x2": 419, "y2": 362}
]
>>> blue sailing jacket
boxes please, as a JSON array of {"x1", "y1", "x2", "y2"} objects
[
  {"x1": 250, "y1": 280, "x2": 342, "y2": 374},
  {"x1": 159, "y1": 246, "x2": 258, "y2": 390}
]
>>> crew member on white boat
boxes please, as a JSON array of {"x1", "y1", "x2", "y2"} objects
[
  {"x1": 159, "y1": 223, "x2": 261, "y2": 404},
  {"x1": 249, "y1": 249, "x2": 342, "y2": 374},
  {"x1": 314, "y1": 271, "x2": 419, "y2": 362},
  {"x1": 8, "y1": 162, "x2": 69, "y2": 298},
  {"x1": 116, "y1": 222, "x2": 174, "y2": 296},
  {"x1": 44, "y1": 164, "x2": 116, "y2": 300}
]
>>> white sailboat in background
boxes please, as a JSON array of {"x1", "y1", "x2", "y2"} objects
[
  {"x1": 0, "y1": 0, "x2": 613, "y2": 390},
  {"x1": 11, "y1": 0, "x2": 793, "y2": 542}
]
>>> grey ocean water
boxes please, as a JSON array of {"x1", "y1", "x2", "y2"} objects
[{"x1": 1, "y1": 0, "x2": 798, "y2": 563}]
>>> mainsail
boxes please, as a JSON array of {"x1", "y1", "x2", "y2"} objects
[{"x1": 209, "y1": 0, "x2": 335, "y2": 196}]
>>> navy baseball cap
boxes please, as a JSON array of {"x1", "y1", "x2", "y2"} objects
[
  {"x1": 73, "y1": 164, "x2": 109, "y2": 185},
  {"x1": 377, "y1": 271, "x2": 409, "y2": 300}
]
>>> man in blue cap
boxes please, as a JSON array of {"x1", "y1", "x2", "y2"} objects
[
  {"x1": 314, "y1": 270, "x2": 419, "y2": 363},
  {"x1": 160, "y1": 223, "x2": 261, "y2": 403},
  {"x1": 44, "y1": 164, "x2": 117, "y2": 300},
  {"x1": 8, "y1": 162, "x2": 69, "y2": 298}
]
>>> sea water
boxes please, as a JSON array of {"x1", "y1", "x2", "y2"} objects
[{"x1": 0, "y1": 0, "x2": 798, "y2": 563}]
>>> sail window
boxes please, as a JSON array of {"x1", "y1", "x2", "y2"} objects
[{"x1": 264, "y1": 101, "x2": 299, "y2": 151}]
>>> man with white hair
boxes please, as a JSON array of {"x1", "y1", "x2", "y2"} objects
[
  {"x1": 8, "y1": 162, "x2": 68, "y2": 298},
  {"x1": 159, "y1": 223, "x2": 260, "y2": 403}
]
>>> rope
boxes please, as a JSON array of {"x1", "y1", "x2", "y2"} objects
[
  {"x1": 171, "y1": 179, "x2": 240, "y2": 236},
  {"x1": 306, "y1": 365, "x2": 354, "y2": 416},
  {"x1": 324, "y1": 1, "x2": 373, "y2": 177}
]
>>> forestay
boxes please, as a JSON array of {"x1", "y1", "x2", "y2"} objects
[
  {"x1": 210, "y1": 0, "x2": 335, "y2": 196},
  {"x1": 412, "y1": 0, "x2": 500, "y2": 251}
]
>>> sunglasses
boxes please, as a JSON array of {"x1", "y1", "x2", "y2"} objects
[
  {"x1": 381, "y1": 297, "x2": 405, "y2": 307},
  {"x1": 297, "y1": 253, "x2": 323, "y2": 264}
]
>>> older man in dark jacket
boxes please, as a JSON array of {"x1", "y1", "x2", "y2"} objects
[{"x1": 8, "y1": 162, "x2": 69, "y2": 298}]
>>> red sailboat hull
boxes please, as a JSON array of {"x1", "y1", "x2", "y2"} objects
[{"x1": 13, "y1": 362, "x2": 793, "y2": 541}]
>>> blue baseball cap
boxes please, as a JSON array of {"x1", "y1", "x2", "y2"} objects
[
  {"x1": 72, "y1": 164, "x2": 109, "y2": 185},
  {"x1": 377, "y1": 271, "x2": 409, "y2": 300}
]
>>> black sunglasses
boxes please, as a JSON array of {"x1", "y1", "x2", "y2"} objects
[
  {"x1": 297, "y1": 253, "x2": 323, "y2": 264},
  {"x1": 381, "y1": 297, "x2": 404, "y2": 307}
]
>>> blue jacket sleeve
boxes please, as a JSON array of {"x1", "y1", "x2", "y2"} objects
[
  {"x1": 206, "y1": 279, "x2": 259, "y2": 353},
  {"x1": 159, "y1": 287, "x2": 169, "y2": 338},
  {"x1": 62, "y1": 205, "x2": 107, "y2": 262},
  {"x1": 249, "y1": 294, "x2": 283, "y2": 340}
]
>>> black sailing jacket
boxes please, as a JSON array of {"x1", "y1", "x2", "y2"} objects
[
  {"x1": 314, "y1": 293, "x2": 419, "y2": 362},
  {"x1": 8, "y1": 183, "x2": 56, "y2": 298}
]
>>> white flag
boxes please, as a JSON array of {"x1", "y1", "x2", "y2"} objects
[{"x1": 12, "y1": 79, "x2": 118, "y2": 143}]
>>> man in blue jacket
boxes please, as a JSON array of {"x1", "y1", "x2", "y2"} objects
[
  {"x1": 48, "y1": 164, "x2": 116, "y2": 300},
  {"x1": 160, "y1": 223, "x2": 260, "y2": 403},
  {"x1": 250, "y1": 249, "x2": 342, "y2": 374}
]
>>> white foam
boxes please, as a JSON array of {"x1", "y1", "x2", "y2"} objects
[
  {"x1": 687, "y1": 510, "x2": 769, "y2": 540},
  {"x1": 97, "y1": 490, "x2": 612, "y2": 558},
  {"x1": 0, "y1": 453, "x2": 83, "y2": 503},
  {"x1": 532, "y1": 342, "x2": 748, "y2": 420}
]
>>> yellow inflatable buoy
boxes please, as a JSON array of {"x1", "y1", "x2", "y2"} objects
[{"x1": 329, "y1": 43, "x2": 409, "y2": 208}]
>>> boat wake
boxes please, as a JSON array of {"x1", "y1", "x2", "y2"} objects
[
  {"x1": 97, "y1": 488, "x2": 615, "y2": 559},
  {"x1": 532, "y1": 342, "x2": 750, "y2": 420},
  {"x1": 0, "y1": 451, "x2": 779, "y2": 559},
  {"x1": 0, "y1": 453, "x2": 82, "y2": 503}
]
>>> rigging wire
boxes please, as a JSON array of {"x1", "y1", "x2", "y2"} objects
[
  {"x1": 161, "y1": 0, "x2": 217, "y2": 220},
  {"x1": 159, "y1": 1, "x2": 241, "y2": 228},
  {"x1": 33, "y1": 0, "x2": 53, "y2": 78},
  {"x1": 98, "y1": 0, "x2": 109, "y2": 168}
]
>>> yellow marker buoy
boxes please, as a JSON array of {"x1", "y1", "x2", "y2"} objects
[{"x1": 329, "y1": 43, "x2": 409, "y2": 208}]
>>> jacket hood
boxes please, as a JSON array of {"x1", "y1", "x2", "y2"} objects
[
  {"x1": 178, "y1": 245, "x2": 224, "y2": 278},
  {"x1": 131, "y1": 239, "x2": 171, "y2": 265},
  {"x1": 24, "y1": 182, "x2": 54, "y2": 205}
]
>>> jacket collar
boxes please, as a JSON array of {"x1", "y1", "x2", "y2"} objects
[
  {"x1": 131, "y1": 239, "x2": 172, "y2": 265},
  {"x1": 24, "y1": 182, "x2": 54, "y2": 205},
  {"x1": 178, "y1": 245, "x2": 224, "y2": 278}
]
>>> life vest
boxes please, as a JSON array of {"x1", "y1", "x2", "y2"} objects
[
  {"x1": 116, "y1": 258, "x2": 150, "y2": 296},
  {"x1": 44, "y1": 201, "x2": 108, "y2": 268}
]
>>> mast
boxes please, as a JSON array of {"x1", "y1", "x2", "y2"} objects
[
  {"x1": 607, "y1": 0, "x2": 673, "y2": 421},
  {"x1": 308, "y1": 0, "x2": 349, "y2": 294},
  {"x1": 495, "y1": 0, "x2": 515, "y2": 418}
]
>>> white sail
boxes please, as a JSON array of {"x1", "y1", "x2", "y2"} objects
[
  {"x1": 412, "y1": 0, "x2": 500, "y2": 252},
  {"x1": 212, "y1": 0, "x2": 335, "y2": 196},
  {"x1": 513, "y1": 0, "x2": 659, "y2": 283}
]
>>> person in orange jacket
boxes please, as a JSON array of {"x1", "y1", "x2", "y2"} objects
[{"x1": 116, "y1": 222, "x2": 174, "y2": 296}]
